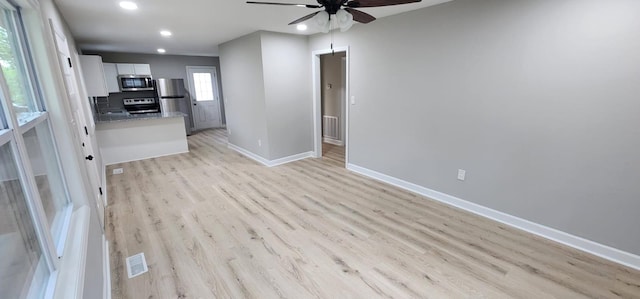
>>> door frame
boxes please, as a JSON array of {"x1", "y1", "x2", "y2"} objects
[
  {"x1": 49, "y1": 19, "x2": 105, "y2": 228},
  {"x1": 185, "y1": 65, "x2": 222, "y2": 130},
  {"x1": 312, "y1": 46, "x2": 349, "y2": 167}
]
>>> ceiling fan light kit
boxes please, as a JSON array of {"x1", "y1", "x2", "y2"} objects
[
  {"x1": 313, "y1": 10, "x2": 331, "y2": 32},
  {"x1": 311, "y1": 10, "x2": 352, "y2": 33},
  {"x1": 247, "y1": 0, "x2": 421, "y2": 32},
  {"x1": 335, "y1": 9, "x2": 354, "y2": 32}
]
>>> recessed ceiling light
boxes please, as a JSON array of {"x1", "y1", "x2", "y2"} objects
[
  {"x1": 157, "y1": 48, "x2": 166, "y2": 54},
  {"x1": 296, "y1": 24, "x2": 307, "y2": 31},
  {"x1": 160, "y1": 30, "x2": 172, "y2": 37},
  {"x1": 119, "y1": 1, "x2": 138, "y2": 10}
]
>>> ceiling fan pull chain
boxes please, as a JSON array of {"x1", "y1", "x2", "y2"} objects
[{"x1": 331, "y1": 16, "x2": 335, "y2": 56}]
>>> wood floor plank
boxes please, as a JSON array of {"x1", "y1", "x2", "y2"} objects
[{"x1": 106, "y1": 129, "x2": 640, "y2": 299}]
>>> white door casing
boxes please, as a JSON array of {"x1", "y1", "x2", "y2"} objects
[
  {"x1": 49, "y1": 20, "x2": 105, "y2": 229},
  {"x1": 186, "y1": 66, "x2": 222, "y2": 130},
  {"x1": 341, "y1": 57, "x2": 346, "y2": 144},
  {"x1": 312, "y1": 47, "x2": 350, "y2": 167}
]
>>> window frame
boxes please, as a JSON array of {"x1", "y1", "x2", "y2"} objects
[
  {"x1": 2, "y1": 1, "x2": 73, "y2": 257},
  {"x1": 20, "y1": 114, "x2": 74, "y2": 255},
  {"x1": 0, "y1": 3, "x2": 43, "y2": 114},
  {"x1": 0, "y1": 1, "x2": 77, "y2": 297}
]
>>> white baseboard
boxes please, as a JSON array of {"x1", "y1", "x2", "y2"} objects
[
  {"x1": 346, "y1": 163, "x2": 640, "y2": 271},
  {"x1": 228, "y1": 143, "x2": 313, "y2": 167},
  {"x1": 227, "y1": 143, "x2": 270, "y2": 165},
  {"x1": 269, "y1": 151, "x2": 315, "y2": 167},
  {"x1": 323, "y1": 137, "x2": 344, "y2": 146},
  {"x1": 103, "y1": 235, "x2": 111, "y2": 299}
]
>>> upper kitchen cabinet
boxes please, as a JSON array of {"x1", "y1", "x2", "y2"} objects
[
  {"x1": 79, "y1": 55, "x2": 108, "y2": 97},
  {"x1": 102, "y1": 63, "x2": 120, "y2": 93},
  {"x1": 134, "y1": 64, "x2": 151, "y2": 75},
  {"x1": 116, "y1": 63, "x2": 152, "y2": 75}
]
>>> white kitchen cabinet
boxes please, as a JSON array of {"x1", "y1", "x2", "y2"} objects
[
  {"x1": 102, "y1": 63, "x2": 120, "y2": 93},
  {"x1": 133, "y1": 64, "x2": 151, "y2": 75},
  {"x1": 116, "y1": 63, "x2": 135, "y2": 75},
  {"x1": 116, "y1": 63, "x2": 151, "y2": 75},
  {"x1": 79, "y1": 55, "x2": 108, "y2": 97}
]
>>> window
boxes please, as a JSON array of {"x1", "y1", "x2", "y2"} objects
[
  {"x1": 193, "y1": 72, "x2": 214, "y2": 101},
  {"x1": 0, "y1": 141, "x2": 51, "y2": 299},
  {"x1": 0, "y1": 7, "x2": 41, "y2": 124},
  {"x1": 22, "y1": 121, "x2": 72, "y2": 249},
  {"x1": 0, "y1": 2, "x2": 74, "y2": 298}
]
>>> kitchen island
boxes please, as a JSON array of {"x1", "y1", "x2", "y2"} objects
[{"x1": 95, "y1": 112, "x2": 188, "y2": 165}]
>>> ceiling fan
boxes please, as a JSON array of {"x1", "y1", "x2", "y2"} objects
[{"x1": 247, "y1": 0, "x2": 422, "y2": 31}]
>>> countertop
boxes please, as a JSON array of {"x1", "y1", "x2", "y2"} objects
[{"x1": 95, "y1": 111, "x2": 186, "y2": 124}]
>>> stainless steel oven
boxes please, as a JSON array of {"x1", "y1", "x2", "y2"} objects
[
  {"x1": 123, "y1": 98, "x2": 159, "y2": 114},
  {"x1": 118, "y1": 75, "x2": 154, "y2": 91}
]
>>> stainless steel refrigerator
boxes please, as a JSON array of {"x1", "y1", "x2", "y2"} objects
[{"x1": 156, "y1": 78, "x2": 193, "y2": 135}]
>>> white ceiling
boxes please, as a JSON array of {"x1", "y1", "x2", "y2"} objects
[{"x1": 54, "y1": 0, "x2": 451, "y2": 56}]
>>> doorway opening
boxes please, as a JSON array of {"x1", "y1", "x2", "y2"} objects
[{"x1": 312, "y1": 47, "x2": 348, "y2": 167}]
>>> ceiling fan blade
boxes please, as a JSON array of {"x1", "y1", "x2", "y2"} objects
[
  {"x1": 288, "y1": 11, "x2": 321, "y2": 25},
  {"x1": 246, "y1": 1, "x2": 322, "y2": 8},
  {"x1": 346, "y1": 0, "x2": 420, "y2": 8},
  {"x1": 345, "y1": 8, "x2": 376, "y2": 23}
]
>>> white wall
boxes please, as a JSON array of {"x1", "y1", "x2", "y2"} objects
[
  {"x1": 96, "y1": 117, "x2": 188, "y2": 165},
  {"x1": 310, "y1": 0, "x2": 640, "y2": 255},
  {"x1": 261, "y1": 32, "x2": 313, "y2": 160}
]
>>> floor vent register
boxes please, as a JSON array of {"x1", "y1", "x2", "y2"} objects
[{"x1": 126, "y1": 252, "x2": 148, "y2": 278}]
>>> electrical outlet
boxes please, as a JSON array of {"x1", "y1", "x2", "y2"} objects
[
  {"x1": 457, "y1": 169, "x2": 466, "y2": 181},
  {"x1": 258, "y1": 139, "x2": 262, "y2": 147},
  {"x1": 113, "y1": 168, "x2": 124, "y2": 175},
  {"x1": 350, "y1": 95, "x2": 356, "y2": 105}
]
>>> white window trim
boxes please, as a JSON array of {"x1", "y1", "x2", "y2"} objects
[
  {"x1": 17, "y1": 111, "x2": 47, "y2": 134},
  {"x1": 51, "y1": 206, "x2": 90, "y2": 299},
  {"x1": 53, "y1": 204, "x2": 73, "y2": 257},
  {"x1": 1, "y1": 68, "x2": 61, "y2": 271},
  {"x1": 17, "y1": 111, "x2": 74, "y2": 256},
  {"x1": 0, "y1": 128, "x2": 11, "y2": 144},
  {"x1": 0, "y1": 14, "x2": 60, "y2": 296}
]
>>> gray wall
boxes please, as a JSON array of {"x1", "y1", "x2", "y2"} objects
[
  {"x1": 220, "y1": 32, "x2": 313, "y2": 161},
  {"x1": 310, "y1": 0, "x2": 640, "y2": 255},
  {"x1": 219, "y1": 32, "x2": 270, "y2": 158},
  {"x1": 84, "y1": 51, "x2": 226, "y2": 124},
  {"x1": 321, "y1": 52, "x2": 346, "y2": 140},
  {"x1": 261, "y1": 32, "x2": 313, "y2": 159}
]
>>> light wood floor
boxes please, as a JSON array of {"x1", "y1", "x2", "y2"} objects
[
  {"x1": 322, "y1": 142, "x2": 345, "y2": 166},
  {"x1": 106, "y1": 129, "x2": 640, "y2": 298}
]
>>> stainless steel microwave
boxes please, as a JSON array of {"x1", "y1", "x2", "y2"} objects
[{"x1": 118, "y1": 75, "x2": 154, "y2": 91}]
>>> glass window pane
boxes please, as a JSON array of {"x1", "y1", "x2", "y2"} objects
[
  {"x1": 0, "y1": 142, "x2": 50, "y2": 298},
  {"x1": 0, "y1": 10, "x2": 40, "y2": 124},
  {"x1": 22, "y1": 121, "x2": 70, "y2": 243},
  {"x1": 193, "y1": 73, "x2": 214, "y2": 101},
  {"x1": 0, "y1": 102, "x2": 6, "y2": 129}
]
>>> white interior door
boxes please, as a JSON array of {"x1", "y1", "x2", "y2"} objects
[
  {"x1": 50, "y1": 20, "x2": 105, "y2": 229},
  {"x1": 186, "y1": 66, "x2": 221, "y2": 129}
]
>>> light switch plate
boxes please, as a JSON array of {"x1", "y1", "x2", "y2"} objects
[{"x1": 457, "y1": 169, "x2": 466, "y2": 181}]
